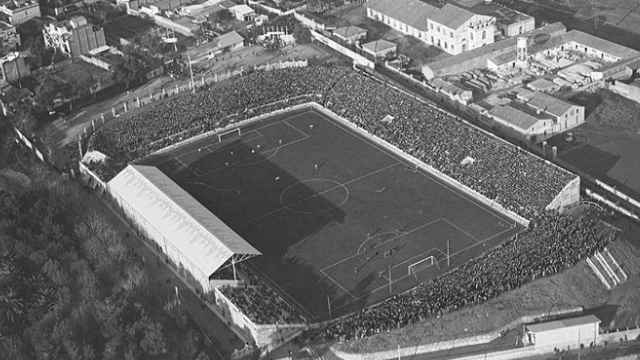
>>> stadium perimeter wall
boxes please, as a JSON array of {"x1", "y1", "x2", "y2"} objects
[
  {"x1": 308, "y1": 103, "x2": 531, "y2": 227},
  {"x1": 310, "y1": 30, "x2": 374, "y2": 69},
  {"x1": 214, "y1": 288, "x2": 307, "y2": 352}
]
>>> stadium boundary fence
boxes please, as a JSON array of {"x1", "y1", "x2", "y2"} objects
[
  {"x1": 310, "y1": 30, "x2": 374, "y2": 69},
  {"x1": 331, "y1": 306, "x2": 584, "y2": 360},
  {"x1": 309, "y1": 103, "x2": 531, "y2": 227}
]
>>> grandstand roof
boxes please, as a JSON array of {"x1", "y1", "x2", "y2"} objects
[{"x1": 108, "y1": 165, "x2": 261, "y2": 276}]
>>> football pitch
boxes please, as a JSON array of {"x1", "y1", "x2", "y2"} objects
[{"x1": 140, "y1": 108, "x2": 521, "y2": 319}]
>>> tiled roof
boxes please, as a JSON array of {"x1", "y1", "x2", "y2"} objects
[
  {"x1": 563, "y1": 30, "x2": 640, "y2": 60},
  {"x1": 214, "y1": 31, "x2": 243, "y2": 48},
  {"x1": 366, "y1": 0, "x2": 476, "y2": 30},
  {"x1": 362, "y1": 39, "x2": 397, "y2": 53},
  {"x1": 489, "y1": 104, "x2": 541, "y2": 130},
  {"x1": 527, "y1": 92, "x2": 574, "y2": 117}
]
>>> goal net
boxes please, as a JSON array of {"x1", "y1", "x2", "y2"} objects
[
  {"x1": 408, "y1": 255, "x2": 438, "y2": 276},
  {"x1": 218, "y1": 128, "x2": 242, "y2": 143}
]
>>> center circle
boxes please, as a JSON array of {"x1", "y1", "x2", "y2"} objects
[{"x1": 279, "y1": 178, "x2": 349, "y2": 214}]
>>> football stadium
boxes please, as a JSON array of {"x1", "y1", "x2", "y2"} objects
[{"x1": 81, "y1": 65, "x2": 582, "y2": 348}]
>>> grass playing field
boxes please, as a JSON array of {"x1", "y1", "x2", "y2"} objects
[{"x1": 139, "y1": 108, "x2": 520, "y2": 320}]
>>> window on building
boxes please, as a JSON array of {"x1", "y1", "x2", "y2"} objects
[
  {"x1": 450, "y1": 31, "x2": 453, "y2": 38},
  {"x1": 519, "y1": 25, "x2": 522, "y2": 34},
  {"x1": 431, "y1": 36, "x2": 434, "y2": 43},
  {"x1": 437, "y1": 26, "x2": 440, "y2": 32},
  {"x1": 430, "y1": 23, "x2": 433, "y2": 30},
  {"x1": 482, "y1": 30, "x2": 486, "y2": 39},
  {"x1": 444, "y1": 42, "x2": 448, "y2": 49},
  {"x1": 470, "y1": 33, "x2": 473, "y2": 40}
]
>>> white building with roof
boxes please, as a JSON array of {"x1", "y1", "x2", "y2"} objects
[
  {"x1": 361, "y1": 39, "x2": 397, "y2": 59},
  {"x1": 488, "y1": 90, "x2": 584, "y2": 140},
  {"x1": 366, "y1": 0, "x2": 495, "y2": 55},
  {"x1": 229, "y1": 4, "x2": 255, "y2": 22},
  {"x1": 108, "y1": 165, "x2": 261, "y2": 292},
  {"x1": 525, "y1": 315, "x2": 600, "y2": 349},
  {"x1": 333, "y1": 25, "x2": 367, "y2": 44}
]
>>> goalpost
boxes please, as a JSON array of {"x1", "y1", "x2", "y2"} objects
[
  {"x1": 408, "y1": 255, "x2": 438, "y2": 276},
  {"x1": 217, "y1": 128, "x2": 242, "y2": 143}
]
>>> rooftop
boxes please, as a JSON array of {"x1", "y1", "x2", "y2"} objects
[
  {"x1": 213, "y1": 30, "x2": 243, "y2": 48},
  {"x1": 527, "y1": 315, "x2": 601, "y2": 333},
  {"x1": 527, "y1": 92, "x2": 575, "y2": 117},
  {"x1": 366, "y1": 0, "x2": 477, "y2": 31},
  {"x1": 333, "y1": 25, "x2": 367, "y2": 39},
  {"x1": 526, "y1": 78, "x2": 557, "y2": 92},
  {"x1": 489, "y1": 104, "x2": 542, "y2": 131},
  {"x1": 108, "y1": 165, "x2": 261, "y2": 276},
  {"x1": 457, "y1": 1, "x2": 532, "y2": 26},
  {"x1": 563, "y1": 30, "x2": 640, "y2": 60},
  {"x1": 362, "y1": 39, "x2": 397, "y2": 54}
]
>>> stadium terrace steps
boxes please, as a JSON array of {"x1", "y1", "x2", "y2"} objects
[{"x1": 586, "y1": 247, "x2": 628, "y2": 290}]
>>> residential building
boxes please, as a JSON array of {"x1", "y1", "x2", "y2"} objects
[
  {"x1": 0, "y1": 20, "x2": 19, "y2": 49},
  {"x1": 609, "y1": 79, "x2": 640, "y2": 104},
  {"x1": 527, "y1": 78, "x2": 559, "y2": 93},
  {"x1": 43, "y1": 16, "x2": 107, "y2": 57},
  {"x1": 229, "y1": 4, "x2": 255, "y2": 22},
  {"x1": 454, "y1": 0, "x2": 534, "y2": 37},
  {"x1": 361, "y1": 39, "x2": 397, "y2": 59},
  {"x1": 333, "y1": 25, "x2": 367, "y2": 45},
  {"x1": 527, "y1": 92, "x2": 584, "y2": 131},
  {"x1": 187, "y1": 30, "x2": 244, "y2": 63},
  {"x1": 0, "y1": 51, "x2": 29, "y2": 83},
  {"x1": 0, "y1": 0, "x2": 40, "y2": 25},
  {"x1": 366, "y1": 0, "x2": 496, "y2": 55}
]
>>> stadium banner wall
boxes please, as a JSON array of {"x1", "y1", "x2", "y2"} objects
[
  {"x1": 310, "y1": 30, "x2": 374, "y2": 69},
  {"x1": 214, "y1": 288, "x2": 307, "y2": 351},
  {"x1": 595, "y1": 179, "x2": 640, "y2": 213},
  {"x1": 545, "y1": 176, "x2": 580, "y2": 213},
  {"x1": 309, "y1": 103, "x2": 531, "y2": 227}
]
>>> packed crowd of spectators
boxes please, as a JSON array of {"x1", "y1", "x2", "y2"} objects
[
  {"x1": 85, "y1": 64, "x2": 606, "y2": 337},
  {"x1": 315, "y1": 209, "x2": 616, "y2": 341},
  {"x1": 323, "y1": 72, "x2": 576, "y2": 219},
  {"x1": 219, "y1": 264, "x2": 307, "y2": 325},
  {"x1": 87, "y1": 66, "x2": 351, "y2": 173}
]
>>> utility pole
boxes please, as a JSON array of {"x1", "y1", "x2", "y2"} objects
[
  {"x1": 187, "y1": 54, "x2": 195, "y2": 93},
  {"x1": 388, "y1": 264, "x2": 392, "y2": 295},
  {"x1": 447, "y1": 238, "x2": 450, "y2": 267},
  {"x1": 327, "y1": 295, "x2": 332, "y2": 319}
]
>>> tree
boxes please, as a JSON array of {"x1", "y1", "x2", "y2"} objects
[
  {"x1": 139, "y1": 320, "x2": 167, "y2": 356},
  {"x1": 293, "y1": 23, "x2": 311, "y2": 44}
]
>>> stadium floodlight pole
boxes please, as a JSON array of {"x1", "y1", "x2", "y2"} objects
[
  {"x1": 388, "y1": 265, "x2": 392, "y2": 295},
  {"x1": 187, "y1": 54, "x2": 195, "y2": 93},
  {"x1": 446, "y1": 239, "x2": 450, "y2": 267},
  {"x1": 232, "y1": 257, "x2": 237, "y2": 281},
  {"x1": 327, "y1": 296, "x2": 332, "y2": 319}
]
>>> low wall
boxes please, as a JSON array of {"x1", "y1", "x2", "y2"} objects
[
  {"x1": 310, "y1": 103, "x2": 530, "y2": 227},
  {"x1": 78, "y1": 161, "x2": 107, "y2": 191},
  {"x1": 310, "y1": 30, "x2": 374, "y2": 69},
  {"x1": 595, "y1": 179, "x2": 640, "y2": 212},
  {"x1": 214, "y1": 288, "x2": 307, "y2": 351},
  {"x1": 332, "y1": 306, "x2": 583, "y2": 360},
  {"x1": 585, "y1": 189, "x2": 640, "y2": 221},
  {"x1": 14, "y1": 127, "x2": 45, "y2": 162}
]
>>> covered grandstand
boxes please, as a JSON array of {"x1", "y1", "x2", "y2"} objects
[{"x1": 108, "y1": 164, "x2": 261, "y2": 292}]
